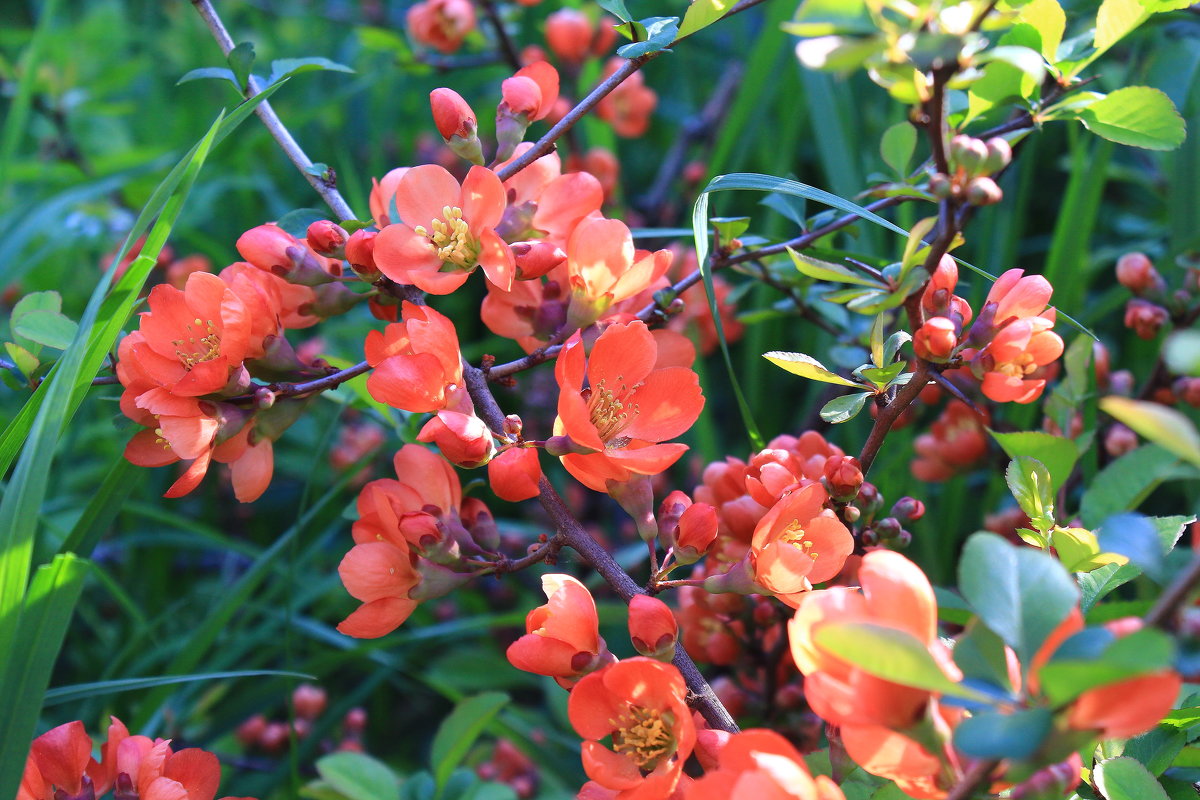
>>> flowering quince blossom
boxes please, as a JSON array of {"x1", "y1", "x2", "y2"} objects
[
  {"x1": 337, "y1": 444, "x2": 491, "y2": 637},
  {"x1": 551, "y1": 320, "x2": 704, "y2": 491},
  {"x1": 788, "y1": 550, "x2": 957, "y2": 799},
  {"x1": 365, "y1": 301, "x2": 468, "y2": 413},
  {"x1": 685, "y1": 729, "x2": 845, "y2": 800},
  {"x1": 488, "y1": 446, "x2": 543, "y2": 501},
  {"x1": 568, "y1": 658, "x2": 696, "y2": 799},
  {"x1": 406, "y1": 0, "x2": 476, "y2": 54},
  {"x1": 747, "y1": 483, "x2": 855, "y2": 605},
  {"x1": 506, "y1": 573, "x2": 614, "y2": 687},
  {"x1": 628, "y1": 594, "x2": 678, "y2": 661},
  {"x1": 20, "y1": 717, "x2": 253, "y2": 800},
  {"x1": 373, "y1": 164, "x2": 515, "y2": 294},
  {"x1": 564, "y1": 216, "x2": 673, "y2": 329},
  {"x1": 595, "y1": 58, "x2": 658, "y2": 138},
  {"x1": 964, "y1": 268, "x2": 1063, "y2": 404}
]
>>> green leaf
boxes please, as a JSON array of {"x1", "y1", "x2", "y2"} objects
[
  {"x1": 957, "y1": 532, "x2": 1078, "y2": 665},
  {"x1": 1096, "y1": 513, "x2": 1167, "y2": 582},
  {"x1": 4, "y1": 343, "x2": 38, "y2": 381},
  {"x1": 316, "y1": 751, "x2": 401, "y2": 800},
  {"x1": 44, "y1": 670, "x2": 314, "y2": 706},
  {"x1": 691, "y1": 191, "x2": 764, "y2": 449},
  {"x1": 277, "y1": 207, "x2": 329, "y2": 238},
  {"x1": 1079, "y1": 562, "x2": 1141, "y2": 613},
  {"x1": 0, "y1": 555, "x2": 88, "y2": 800},
  {"x1": 953, "y1": 621, "x2": 1013, "y2": 692},
  {"x1": 788, "y1": 247, "x2": 882, "y2": 287},
  {"x1": 177, "y1": 66, "x2": 239, "y2": 87},
  {"x1": 267, "y1": 57, "x2": 355, "y2": 86},
  {"x1": 431, "y1": 692, "x2": 509, "y2": 793},
  {"x1": 880, "y1": 122, "x2": 916, "y2": 176},
  {"x1": 785, "y1": 0, "x2": 874, "y2": 37},
  {"x1": 991, "y1": 431, "x2": 1079, "y2": 491},
  {"x1": 1094, "y1": 756, "x2": 1170, "y2": 800},
  {"x1": 859, "y1": 362, "x2": 906, "y2": 389},
  {"x1": 813, "y1": 623, "x2": 990, "y2": 702},
  {"x1": 1101, "y1": 396, "x2": 1200, "y2": 466},
  {"x1": 596, "y1": 0, "x2": 631, "y2": 22},
  {"x1": 1080, "y1": 445, "x2": 1195, "y2": 527},
  {"x1": 677, "y1": 0, "x2": 730, "y2": 38},
  {"x1": 1124, "y1": 725, "x2": 1186, "y2": 776},
  {"x1": 953, "y1": 707, "x2": 1052, "y2": 760},
  {"x1": 616, "y1": 16, "x2": 679, "y2": 58},
  {"x1": 1094, "y1": 0, "x2": 1151, "y2": 54},
  {"x1": 820, "y1": 392, "x2": 871, "y2": 423},
  {"x1": 227, "y1": 41, "x2": 256, "y2": 92},
  {"x1": 883, "y1": 331, "x2": 911, "y2": 363},
  {"x1": 1039, "y1": 628, "x2": 1174, "y2": 704},
  {"x1": 1005, "y1": 456, "x2": 1056, "y2": 533},
  {"x1": 976, "y1": 45, "x2": 1047, "y2": 82},
  {"x1": 710, "y1": 216, "x2": 750, "y2": 241},
  {"x1": 764, "y1": 351, "x2": 864, "y2": 387},
  {"x1": 1021, "y1": 0, "x2": 1066, "y2": 61},
  {"x1": 1080, "y1": 87, "x2": 1187, "y2": 150},
  {"x1": 13, "y1": 310, "x2": 78, "y2": 351}
]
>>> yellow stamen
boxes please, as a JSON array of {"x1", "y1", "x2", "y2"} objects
[
  {"x1": 610, "y1": 706, "x2": 674, "y2": 770},
  {"x1": 586, "y1": 376, "x2": 641, "y2": 446},
  {"x1": 173, "y1": 319, "x2": 221, "y2": 370},
  {"x1": 780, "y1": 520, "x2": 818, "y2": 560},
  {"x1": 414, "y1": 206, "x2": 480, "y2": 270}
]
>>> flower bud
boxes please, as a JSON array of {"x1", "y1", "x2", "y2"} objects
[
  {"x1": 860, "y1": 528, "x2": 879, "y2": 547},
  {"x1": 628, "y1": 594, "x2": 678, "y2": 661},
  {"x1": 874, "y1": 517, "x2": 902, "y2": 541},
  {"x1": 673, "y1": 502, "x2": 718, "y2": 564},
  {"x1": 657, "y1": 489, "x2": 692, "y2": 544},
  {"x1": 344, "y1": 708, "x2": 367, "y2": 734},
  {"x1": 1124, "y1": 298, "x2": 1168, "y2": 340},
  {"x1": 345, "y1": 229, "x2": 380, "y2": 281},
  {"x1": 951, "y1": 135, "x2": 989, "y2": 176},
  {"x1": 306, "y1": 220, "x2": 347, "y2": 258},
  {"x1": 965, "y1": 176, "x2": 1003, "y2": 206},
  {"x1": 503, "y1": 414, "x2": 523, "y2": 437},
  {"x1": 913, "y1": 316, "x2": 959, "y2": 361},
  {"x1": 892, "y1": 530, "x2": 912, "y2": 549},
  {"x1": 511, "y1": 240, "x2": 566, "y2": 280},
  {"x1": 822, "y1": 455, "x2": 864, "y2": 501},
  {"x1": 417, "y1": 410, "x2": 496, "y2": 468},
  {"x1": 293, "y1": 684, "x2": 328, "y2": 720},
  {"x1": 488, "y1": 447, "x2": 542, "y2": 502},
  {"x1": 1109, "y1": 369, "x2": 1134, "y2": 396},
  {"x1": 237, "y1": 714, "x2": 267, "y2": 748},
  {"x1": 1104, "y1": 424, "x2": 1139, "y2": 457},
  {"x1": 545, "y1": 8, "x2": 593, "y2": 64},
  {"x1": 1116, "y1": 252, "x2": 1164, "y2": 296},
  {"x1": 890, "y1": 496, "x2": 925, "y2": 522},
  {"x1": 1175, "y1": 377, "x2": 1200, "y2": 408},
  {"x1": 430, "y1": 88, "x2": 484, "y2": 165},
  {"x1": 260, "y1": 722, "x2": 290, "y2": 753},
  {"x1": 929, "y1": 172, "x2": 953, "y2": 199},
  {"x1": 983, "y1": 137, "x2": 1012, "y2": 173}
]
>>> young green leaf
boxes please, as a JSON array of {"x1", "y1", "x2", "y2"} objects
[
  {"x1": 12, "y1": 310, "x2": 77, "y2": 351},
  {"x1": 787, "y1": 247, "x2": 882, "y2": 287},
  {"x1": 880, "y1": 122, "x2": 916, "y2": 176},
  {"x1": 431, "y1": 692, "x2": 509, "y2": 793},
  {"x1": 1079, "y1": 87, "x2": 1187, "y2": 151},
  {"x1": 1004, "y1": 456, "x2": 1056, "y2": 533},
  {"x1": 990, "y1": 431, "x2": 1079, "y2": 492},
  {"x1": 316, "y1": 752, "x2": 401, "y2": 800},
  {"x1": 677, "y1": 0, "x2": 730, "y2": 39},
  {"x1": 227, "y1": 41, "x2": 256, "y2": 92},
  {"x1": 953, "y1": 708, "x2": 1053, "y2": 760},
  {"x1": 1100, "y1": 396, "x2": 1200, "y2": 466},
  {"x1": 763, "y1": 351, "x2": 864, "y2": 387},
  {"x1": 267, "y1": 57, "x2": 355, "y2": 86},
  {"x1": 820, "y1": 392, "x2": 871, "y2": 424},
  {"x1": 1094, "y1": 756, "x2": 1171, "y2": 800},
  {"x1": 616, "y1": 17, "x2": 679, "y2": 58}
]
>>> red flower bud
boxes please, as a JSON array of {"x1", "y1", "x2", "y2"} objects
[
  {"x1": 306, "y1": 220, "x2": 347, "y2": 258},
  {"x1": 890, "y1": 496, "x2": 925, "y2": 522},
  {"x1": 674, "y1": 502, "x2": 718, "y2": 563},
  {"x1": 344, "y1": 708, "x2": 367, "y2": 734},
  {"x1": 430, "y1": 88, "x2": 477, "y2": 141},
  {"x1": 511, "y1": 240, "x2": 566, "y2": 280},
  {"x1": 1124, "y1": 298, "x2": 1168, "y2": 340},
  {"x1": 345, "y1": 229, "x2": 379, "y2": 280},
  {"x1": 1116, "y1": 252, "x2": 1164, "y2": 296},
  {"x1": 487, "y1": 447, "x2": 542, "y2": 502},
  {"x1": 417, "y1": 410, "x2": 496, "y2": 468},
  {"x1": 545, "y1": 8, "x2": 593, "y2": 63},
  {"x1": 823, "y1": 455, "x2": 863, "y2": 501},
  {"x1": 628, "y1": 594, "x2": 678, "y2": 661},
  {"x1": 913, "y1": 316, "x2": 959, "y2": 361},
  {"x1": 292, "y1": 683, "x2": 327, "y2": 720},
  {"x1": 237, "y1": 714, "x2": 267, "y2": 748}
]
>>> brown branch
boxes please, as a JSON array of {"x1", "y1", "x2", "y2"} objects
[
  {"x1": 477, "y1": 0, "x2": 522, "y2": 71},
  {"x1": 190, "y1": 0, "x2": 357, "y2": 222},
  {"x1": 858, "y1": 362, "x2": 933, "y2": 476},
  {"x1": 468, "y1": 533, "x2": 566, "y2": 574},
  {"x1": 1144, "y1": 551, "x2": 1200, "y2": 629},
  {"x1": 724, "y1": 196, "x2": 910, "y2": 266},
  {"x1": 945, "y1": 758, "x2": 1000, "y2": 800}
]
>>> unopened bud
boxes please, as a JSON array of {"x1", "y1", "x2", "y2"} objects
[
  {"x1": 1124, "y1": 298, "x2": 1168, "y2": 340},
  {"x1": 1104, "y1": 423, "x2": 1139, "y2": 458},
  {"x1": 1116, "y1": 252, "x2": 1163, "y2": 296},
  {"x1": 843, "y1": 505, "x2": 861, "y2": 523},
  {"x1": 983, "y1": 137, "x2": 1012, "y2": 173},
  {"x1": 293, "y1": 684, "x2": 328, "y2": 720},
  {"x1": 673, "y1": 502, "x2": 718, "y2": 564},
  {"x1": 891, "y1": 496, "x2": 925, "y2": 522},
  {"x1": 511, "y1": 240, "x2": 566, "y2": 279},
  {"x1": 913, "y1": 316, "x2": 959, "y2": 361},
  {"x1": 503, "y1": 414, "x2": 523, "y2": 437},
  {"x1": 929, "y1": 172, "x2": 953, "y2": 199},
  {"x1": 344, "y1": 708, "x2": 367, "y2": 734},
  {"x1": 892, "y1": 530, "x2": 912, "y2": 549},
  {"x1": 860, "y1": 528, "x2": 879, "y2": 547},
  {"x1": 1175, "y1": 377, "x2": 1200, "y2": 408},
  {"x1": 345, "y1": 229, "x2": 379, "y2": 280},
  {"x1": 306, "y1": 220, "x2": 347, "y2": 258},
  {"x1": 952, "y1": 135, "x2": 989, "y2": 176},
  {"x1": 237, "y1": 715, "x2": 267, "y2": 748},
  {"x1": 430, "y1": 88, "x2": 484, "y2": 165},
  {"x1": 822, "y1": 455, "x2": 864, "y2": 501},
  {"x1": 628, "y1": 594, "x2": 678, "y2": 661},
  {"x1": 874, "y1": 517, "x2": 903, "y2": 541},
  {"x1": 965, "y1": 176, "x2": 1003, "y2": 206},
  {"x1": 545, "y1": 8, "x2": 593, "y2": 63}
]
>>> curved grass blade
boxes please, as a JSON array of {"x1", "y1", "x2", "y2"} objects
[{"x1": 44, "y1": 670, "x2": 316, "y2": 707}]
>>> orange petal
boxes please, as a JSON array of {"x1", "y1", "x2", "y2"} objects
[{"x1": 337, "y1": 597, "x2": 418, "y2": 638}]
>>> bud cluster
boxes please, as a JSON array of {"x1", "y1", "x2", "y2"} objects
[{"x1": 929, "y1": 134, "x2": 1012, "y2": 206}]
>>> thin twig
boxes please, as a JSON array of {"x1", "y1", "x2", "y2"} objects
[
  {"x1": 945, "y1": 758, "x2": 1000, "y2": 800},
  {"x1": 468, "y1": 534, "x2": 566, "y2": 574},
  {"x1": 1144, "y1": 552, "x2": 1200, "y2": 629},
  {"x1": 477, "y1": 0, "x2": 523, "y2": 71},
  {"x1": 858, "y1": 362, "x2": 933, "y2": 476},
  {"x1": 190, "y1": 0, "x2": 357, "y2": 222}
]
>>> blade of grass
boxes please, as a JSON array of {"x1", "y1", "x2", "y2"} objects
[
  {"x1": 57, "y1": 456, "x2": 141, "y2": 557},
  {"x1": 0, "y1": 0, "x2": 62, "y2": 197},
  {"x1": 0, "y1": 83, "x2": 285, "y2": 479},
  {"x1": 44, "y1": 670, "x2": 316, "y2": 706},
  {"x1": 0, "y1": 554, "x2": 88, "y2": 800}
]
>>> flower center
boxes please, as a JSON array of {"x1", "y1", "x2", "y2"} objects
[
  {"x1": 173, "y1": 318, "x2": 221, "y2": 370},
  {"x1": 611, "y1": 706, "x2": 674, "y2": 770},
  {"x1": 586, "y1": 377, "x2": 640, "y2": 445},
  {"x1": 997, "y1": 352, "x2": 1037, "y2": 378},
  {"x1": 414, "y1": 206, "x2": 480, "y2": 271},
  {"x1": 780, "y1": 520, "x2": 818, "y2": 561}
]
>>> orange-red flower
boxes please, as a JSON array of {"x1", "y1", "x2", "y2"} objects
[
  {"x1": 406, "y1": 0, "x2": 476, "y2": 53},
  {"x1": 629, "y1": 594, "x2": 678, "y2": 660},
  {"x1": 564, "y1": 216, "x2": 672, "y2": 328},
  {"x1": 910, "y1": 401, "x2": 989, "y2": 482},
  {"x1": 373, "y1": 165, "x2": 514, "y2": 294},
  {"x1": 369, "y1": 167, "x2": 409, "y2": 228},
  {"x1": 20, "y1": 717, "x2": 253, "y2": 800},
  {"x1": 488, "y1": 446, "x2": 543, "y2": 501},
  {"x1": 499, "y1": 61, "x2": 559, "y2": 122},
  {"x1": 685, "y1": 729, "x2": 845, "y2": 800},
  {"x1": 365, "y1": 301, "x2": 468, "y2": 413},
  {"x1": 507, "y1": 574, "x2": 611, "y2": 687},
  {"x1": 595, "y1": 59, "x2": 657, "y2": 137},
  {"x1": 568, "y1": 658, "x2": 696, "y2": 799},
  {"x1": 749, "y1": 483, "x2": 854, "y2": 604},
  {"x1": 553, "y1": 320, "x2": 704, "y2": 491}
]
